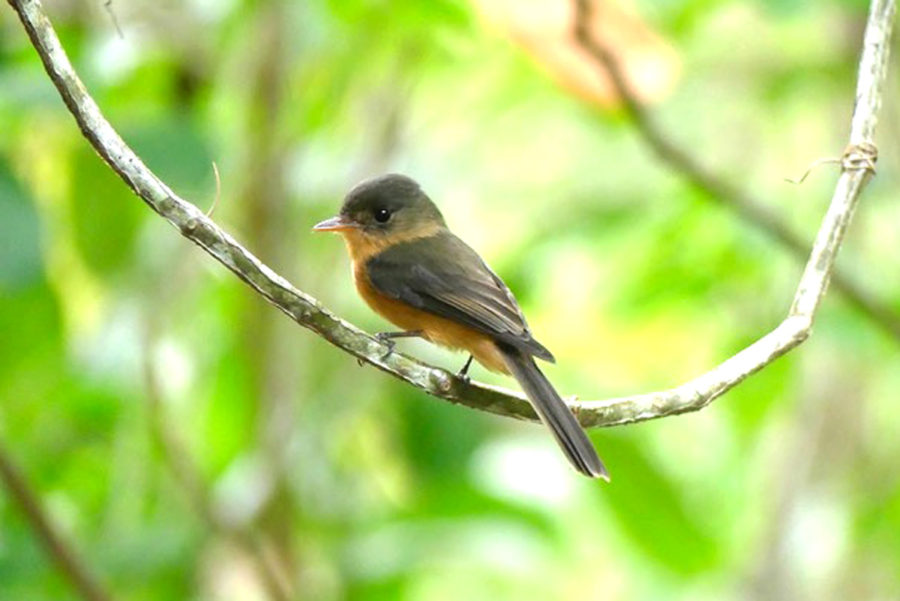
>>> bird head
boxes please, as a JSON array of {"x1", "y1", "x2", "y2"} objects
[{"x1": 313, "y1": 174, "x2": 446, "y2": 241}]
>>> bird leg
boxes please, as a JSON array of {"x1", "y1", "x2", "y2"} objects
[
  {"x1": 375, "y1": 330, "x2": 424, "y2": 359},
  {"x1": 457, "y1": 354, "x2": 474, "y2": 382}
]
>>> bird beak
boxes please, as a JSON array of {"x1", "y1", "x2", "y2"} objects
[{"x1": 312, "y1": 215, "x2": 355, "y2": 232}]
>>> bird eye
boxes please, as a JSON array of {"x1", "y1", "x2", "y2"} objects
[{"x1": 373, "y1": 208, "x2": 391, "y2": 223}]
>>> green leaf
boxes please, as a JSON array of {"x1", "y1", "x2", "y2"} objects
[
  {"x1": 0, "y1": 158, "x2": 43, "y2": 290},
  {"x1": 591, "y1": 430, "x2": 721, "y2": 575},
  {"x1": 69, "y1": 144, "x2": 146, "y2": 276}
]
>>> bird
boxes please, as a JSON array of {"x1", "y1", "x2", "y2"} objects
[{"x1": 313, "y1": 174, "x2": 608, "y2": 480}]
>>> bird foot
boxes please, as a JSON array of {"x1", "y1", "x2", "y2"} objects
[
  {"x1": 456, "y1": 354, "x2": 474, "y2": 383},
  {"x1": 375, "y1": 332, "x2": 397, "y2": 360},
  {"x1": 373, "y1": 330, "x2": 424, "y2": 361}
]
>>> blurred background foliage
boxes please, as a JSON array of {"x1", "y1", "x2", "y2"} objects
[{"x1": 1, "y1": 0, "x2": 900, "y2": 599}]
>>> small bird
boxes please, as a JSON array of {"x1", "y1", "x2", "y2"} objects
[{"x1": 314, "y1": 174, "x2": 608, "y2": 480}]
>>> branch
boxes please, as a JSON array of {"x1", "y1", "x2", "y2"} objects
[
  {"x1": 572, "y1": 0, "x2": 900, "y2": 343},
  {"x1": 0, "y1": 441, "x2": 115, "y2": 601},
  {"x1": 6, "y1": 0, "x2": 894, "y2": 429}
]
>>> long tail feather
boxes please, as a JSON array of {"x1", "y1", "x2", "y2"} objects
[{"x1": 499, "y1": 345, "x2": 609, "y2": 480}]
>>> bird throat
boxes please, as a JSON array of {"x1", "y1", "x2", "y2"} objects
[{"x1": 339, "y1": 222, "x2": 443, "y2": 264}]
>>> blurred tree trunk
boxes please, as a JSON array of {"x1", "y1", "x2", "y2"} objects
[{"x1": 237, "y1": 0, "x2": 302, "y2": 596}]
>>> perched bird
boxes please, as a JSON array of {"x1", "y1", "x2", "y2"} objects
[{"x1": 314, "y1": 174, "x2": 608, "y2": 480}]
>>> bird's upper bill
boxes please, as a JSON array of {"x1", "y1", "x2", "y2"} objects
[{"x1": 312, "y1": 215, "x2": 356, "y2": 232}]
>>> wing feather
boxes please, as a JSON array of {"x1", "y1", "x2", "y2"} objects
[{"x1": 366, "y1": 232, "x2": 554, "y2": 361}]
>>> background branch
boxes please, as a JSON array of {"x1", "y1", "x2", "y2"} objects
[
  {"x1": 0, "y1": 441, "x2": 115, "y2": 601},
  {"x1": 572, "y1": 0, "x2": 900, "y2": 343},
  {"x1": 141, "y1": 339, "x2": 294, "y2": 601},
  {"x1": 5, "y1": 0, "x2": 894, "y2": 431}
]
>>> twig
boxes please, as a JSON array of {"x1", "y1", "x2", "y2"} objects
[
  {"x1": 5, "y1": 0, "x2": 895, "y2": 429},
  {"x1": 0, "y1": 441, "x2": 115, "y2": 601},
  {"x1": 207, "y1": 160, "x2": 220, "y2": 217},
  {"x1": 785, "y1": 157, "x2": 843, "y2": 185},
  {"x1": 102, "y1": 0, "x2": 122, "y2": 40},
  {"x1": 572, "y1": 0, "x2": 900, "y2": 343}
]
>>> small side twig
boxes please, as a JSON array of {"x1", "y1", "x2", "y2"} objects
[
  {"x1": 207, "y1": 160, "x2": 221, "y2": 217},
  {"x1": 785, "y1": 157, "x2": 843, "y2": 185},
  {"x1": 102, "y1": 0, "x2": 122, "y2": 39},
  {"x1": 788, "y1": 143, "x2": 881, "y2": 185}
]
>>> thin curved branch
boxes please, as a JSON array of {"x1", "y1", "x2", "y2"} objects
[
  {"x1": 0, "y1": 441, "x2": 115, "y2": 601},
  {"x1": 572, "y1": 0, "x2": 900, "y2": 343},
  {"x1": 5, "y1": 0, "x2": 894, "y2": 430}
]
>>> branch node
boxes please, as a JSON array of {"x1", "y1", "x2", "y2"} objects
[
  {"x1": 841, "y1": 142, "x2": 878, "y2": 173},
  {"x1": 182, "y1": 217, "x2": 199, "y2": 234},
  {"x1": 430, "y1": 370, "x2": 454, "y2": 394},
  {"x1": 158, "y1": 195, "x2": 176, "y2": 212}
]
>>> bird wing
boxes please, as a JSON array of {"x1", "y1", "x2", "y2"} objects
[{"x1": 365, "y1": 231, "x2": 554, "y2": 362}]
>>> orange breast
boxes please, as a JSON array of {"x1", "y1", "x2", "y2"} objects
[{"x1": 353, "y1": 263, "x2": 509, "y2": 374}]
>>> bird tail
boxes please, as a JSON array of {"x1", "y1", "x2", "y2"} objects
[{"x1": 499, "y1": 345, "x2": 609, "y2": 480}]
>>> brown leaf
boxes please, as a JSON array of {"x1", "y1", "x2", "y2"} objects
[{"x1": 474, "y1": 0, "x2": 680, "y2": 107}]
